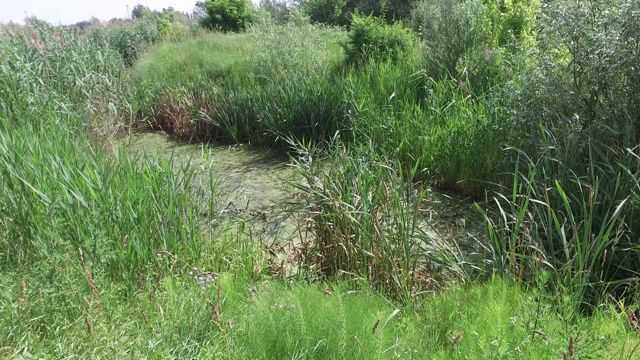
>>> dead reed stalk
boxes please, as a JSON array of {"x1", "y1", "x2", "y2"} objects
[
  {"x1": 84, "y1": 269, "x2": 103, "y2": 312},
  {"x1": 451, "y1": 332, "x2": 463, "y2": 351},
  {"x1": 84, "y1": 315, "x2": 94, "y2": 336},
  {"x1": 18, "y1": 278, "x2": 27, "y2": 308}
]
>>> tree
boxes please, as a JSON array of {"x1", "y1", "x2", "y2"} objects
[
  {"x1": 199, "y1": 0, "x2": 256, "y2": 32},
  {"x1": 131, "y1": 4, "x2": 153, "y2": 19},
  {"x1": 259, "y1": 0, "x2": 293, "y2": 23},
  {"x1": 304, "y1": 0, "x2": 347, "y2": 26}
]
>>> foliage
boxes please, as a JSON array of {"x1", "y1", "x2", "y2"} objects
[
  {"x1": 89, "y1": 20, "x2": 161, "y2": 65},
  {"x1": 0, "y1": 26, "x2": 213, "y2": 291},
  {"x1": 411, "y1": 0, "x2": 492, "y2": 83},
  {"x1": 131, "y1": 4, "x2": 153, "y2": 19},
  {"x1": 481, "y1": 0, "x2": 540, "y2": 47},
  {"x1": 200, "y1": 0, "x2": 257, "y2": 32},
  {"x1": 342, "y1": 14, "x2": 416, "y2": 65},
  {"x1": 132, "y1": 21, "x2": 507, "y2": 192},
  {"x1": 303, "y1": 0, "x2": 347, "y2": 26},
  {"x1": 4, "y1": 11, "x2": 640, "y2": 357},
  {"x1": 258, "y1": 0, "x2": 294, "y2": 23},
  {"x1": 411, "y1": 0, "x2": 539, "y2": 91},
  {"x1": 290, "y1": 142, "x2": 466, "y2": 302},
  {"x1": 303, "y1": 0, "x2": 416, "y2": 26},
  {"x1": 132, "y1": 22, "x2": 345, "y2": 144},
  {"x1": 249, "y1": 19, "x2": 341, "y2": 79},
  {"x1": 478, "y1": 139, "x2": 639, "y2": 311},
  {"x1": 506, "y1": 0, "x2": 640, "y2": 153},
  {"x1": 482, "y1": 1, "x2": 640, "y2": 310}
]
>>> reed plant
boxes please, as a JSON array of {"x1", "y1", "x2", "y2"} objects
[
  {"x1": 290, "y1": 140, "x2": 467, "y2": 302},
  {"x1": 0, "y1": 25, "x2": 215, "y2": 288},
  {"x1": 5, "y1": 9, "x2": 640, "y2": 360},
  {"x1": 478, "y1": 131, "x2": 639, "y2": 311}
]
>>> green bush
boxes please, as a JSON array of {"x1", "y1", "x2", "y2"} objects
[
  {"x1": 411, "y1": 0, "x2": 539, "y2": 91},
  {"x1": 200, "y1": 0, "x2": 257, "y2": 32},
  {"x1": 304, "y1": 0, "x2": 347, "y2": 26},
  {"x1": 258, "y1": 0, "x2": 293, "y2": 24},
  {"x1": 482, "y1": 0, "x2": 540, "y2": 47},
  {"x1": 342, "y1": 14, "x2": 416, "y2": 65},
  {"x1": 481, "y1": 0, "x2": 640, "y2": 309},
  {"x1": 506, "y1": 0, "x2": 640, "y2": 152},
  {"x1": 411, "y1": 0, "x2": 492, "y2": 81}
]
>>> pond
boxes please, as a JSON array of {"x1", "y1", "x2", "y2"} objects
[{"x1": 124, "y1": 132, "x2": 487, "y2": 266}]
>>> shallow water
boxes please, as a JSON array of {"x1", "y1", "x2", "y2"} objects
[
  {"x1": 124, "y1": 132, "x2": 486, "y2": 262},
  {"x1": 125, "y1": 132, "x2": 302, "y2": 242}
]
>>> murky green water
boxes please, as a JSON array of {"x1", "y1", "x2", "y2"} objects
[
  {"x1": 123, "y1": 132, "x2": 486, "y2": 260},
  {"x1": 125, "y1": 132, "x2": 302, "y2": 242}
]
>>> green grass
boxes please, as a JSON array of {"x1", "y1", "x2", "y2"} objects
[
  {"x1": 290, "y1": 140, "x2": 467, "y2": 302},
  {"x1": 3, "y1": 6, "x2": 640, "y2": 358},
  {"x1": 132, "y1": 32, "x2": 255, "y2": 86},
  {"x1": 131, "y1": 20, "x2": 508, "y2": 194},
  {"x1": 4, "y1": 268, "x2": 637, "y2": 358}
]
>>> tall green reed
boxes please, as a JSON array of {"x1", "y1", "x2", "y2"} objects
[
  {"x1": 478, "y1": 127, "x2": 638, "y2": 310},
  {"x1": 290, "y1": 140, "x2": 466, "y2": 302},
  {"x1": 0, "y1": 25, "x2": 215, "y2": 290},
  {"x1": 342, "y1": 61, "x2": 508, "y2": 194}
]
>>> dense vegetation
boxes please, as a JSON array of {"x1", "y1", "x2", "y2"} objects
[{"x1": 2, "y1": 0, "x2": 640, "y2": 357}]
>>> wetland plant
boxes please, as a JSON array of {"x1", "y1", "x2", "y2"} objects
[{"x1": 290, "y1": 140, "x2": 467, "y2": 302}]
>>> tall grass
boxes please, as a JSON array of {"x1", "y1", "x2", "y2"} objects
[
  {"x1": 478, "y1": 134, "x2": 639, "y2": 311},
  {"x1": 474, "y1": 0, "x2": 640, "y2": 310},
  {"x1": 342, "y1": 60, "x2": 508, "y2": 194},
  {"x1": 290, "y1": 140, "x2": 467, "y2": 302},
  {"x1": 0, "y1": 25, "x2": 215, "y2": 288},
  {"x1": 2, "y1": 17, "x2": 640, "y2": 358}
]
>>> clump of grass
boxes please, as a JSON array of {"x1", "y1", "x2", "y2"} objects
[
  {"x1": 290, "y1": 140, "x2": 467, "y2": 302},
  {"x1": 88, "y1": 20, "x2": 162, "y2": 66},
  {"x1": 477, "y1": 135, "x2": 639, "y2": 311},
  {"x1": 236, "y1": 282, "x2": 422, "y2": 359},
  {"x1": 0, "y1": 24, "x2": 217, "y2": 290},
  {"x1": 132, "y1": 21, "x2": 348, "y2": 146},
  {"x1": 341, "y1": 60, "x2": 509, "y2": 194}
]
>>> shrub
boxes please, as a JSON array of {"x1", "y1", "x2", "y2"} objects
[
  {"x1": 258, "y1": 0, "x2": 294, "y2": 23},
  {"x1": 411, "y1": 0, "x2": 492, "y2": 82},
  {"x1": 483, "y1": 0, "x2": 640, "y2": 309},
  {"x1": 481, "y1": 0, "x2": 541, "y2": 47},
  {"x1": 506, "y1": 0, "x2": 640, "y2": 152},
  {"x1": 411, "y1": 0, "x2": 540, "y2": 92},
  {"x1": 199, "y1": 0, "x2": 257, "y2": 32},
  {"x1": 342, "y1": 14, "x2": 416, "y2": 65}
]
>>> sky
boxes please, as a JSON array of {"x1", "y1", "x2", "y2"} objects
[{"x1": 0, "y1": 0, "x2": 198, "y2": 25}]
